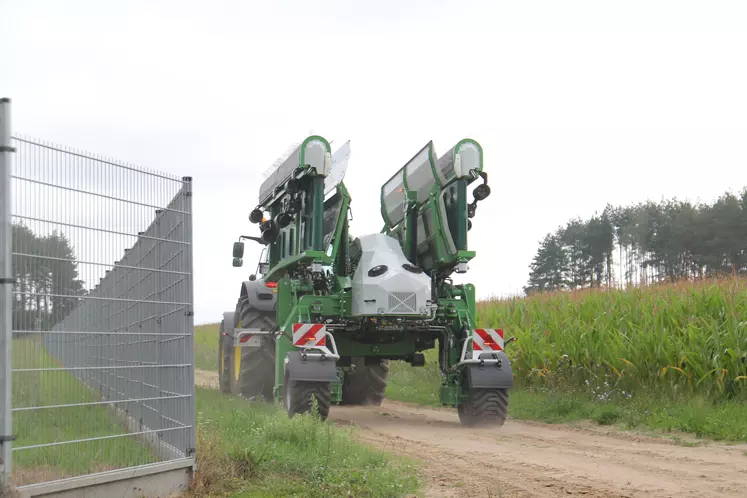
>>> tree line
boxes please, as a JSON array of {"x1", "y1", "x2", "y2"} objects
[
  {"x1": 11, "y1": 223, "x2": 86, "y2": 331},
  {"x1": 524, "y1": 186, "x2": 747, "y2": 294}
]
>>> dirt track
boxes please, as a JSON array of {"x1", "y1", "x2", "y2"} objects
[{"x1": 194, "y1": 369, "x2": 747, "y2": 497}]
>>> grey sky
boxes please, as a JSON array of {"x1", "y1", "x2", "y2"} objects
[{"x1": 2, "y1": 0, "x2": 746, "y2": 324}]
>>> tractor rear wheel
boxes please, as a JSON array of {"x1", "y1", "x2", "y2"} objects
[
  {"x1": 283, "y1": 368, "x2": 331, "y2": 420},
  {"x1": 341, "y1": 357, "x2": 389, "y2": 406},
  {"x1": 457, "y1": 388, "x2": 509, "y2": 427},
  {"x1": 218, "y1": 319, "x2": 231, "y2": 394},
  {"x1": 232, "y1": 298, "x2": 276, "y2": 401}
]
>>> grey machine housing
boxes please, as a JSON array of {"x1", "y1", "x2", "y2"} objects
[{"x1": 351, "y1": 233, "x2": 431, "y2": 316}]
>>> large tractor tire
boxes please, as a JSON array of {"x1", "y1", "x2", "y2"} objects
[
  {"x1": 218, "y1": 319, "x2": 232, "y2": 394},
  {"x1": 231, "y1": 298, "x2": 276, "y2": 401},
  {"x1": 341, "y1": 357, "x2": 389, "y2": 406},
  {"x1": 282, "y1": 368, "x2": 332, "y2": 420},
  {"x1": 457, "y1": 388, "x2": 509, "y2": 427}
]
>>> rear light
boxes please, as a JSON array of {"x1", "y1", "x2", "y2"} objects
[{"x1": 264, "y1": 281, "x2": 277, "y2": 288}]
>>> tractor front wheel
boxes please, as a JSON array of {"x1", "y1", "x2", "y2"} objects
[{"x1": 232, "y1": 298, "x2": 276, "y2": 401}]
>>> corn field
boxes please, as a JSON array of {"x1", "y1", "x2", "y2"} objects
[{"x1": 478, "y1": 276, "x2": 747, "y2": 400}]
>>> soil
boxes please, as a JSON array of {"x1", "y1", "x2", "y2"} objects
[
  {"x1": 194, "y1": 368, "x2": 747, "y2": 498},
  {"x1": 194, "y1": 368, "x2": 220, "y2": 389}
]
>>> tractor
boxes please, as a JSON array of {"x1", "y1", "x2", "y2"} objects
[{"x1": 217, "y1": 136, "x2": 514, "y2": 426}]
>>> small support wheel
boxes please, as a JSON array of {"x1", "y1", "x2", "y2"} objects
[
  {"x1": 283, "y1": 369, "x2": 331, "y2": 420},
  {"x1": 457, "y1": 388, "x2": 509, "y2": 427}
]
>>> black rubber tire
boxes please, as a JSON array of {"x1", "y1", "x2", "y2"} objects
[
  {"x1": 232, "y1": 298, "x2": 276, "y2": 401},
  {"x1": 341, "y1": 357, "x2": 389, "y2": 406},
  {"x1": 457, "y1": 388, "x2": 509, "y2": 427},
  {"x1": 218, "y1": 319, "x2": 232, "y2": 394},
  {"x1": 283, "y1": 368, "x2": 331, "y2": 420}
]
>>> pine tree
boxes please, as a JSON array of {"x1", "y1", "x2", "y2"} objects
[
  {"x1": 524, "y1": 185, "x2": 747, "y2": 294},
  {"x1": 525, "y1": 232, "x2": 569, "y2": 293},
  {"x1": 11, "y1": 223, "x2": 86, "y2": 331}
]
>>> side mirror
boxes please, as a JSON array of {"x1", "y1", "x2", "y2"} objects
[
  {"x1": 248, "y1": 274, "x2": 256, "y2": 281},
  {"x1": 232, "y1": 258, "x2": 243, "y2": 267},
  {"x1": 233, "y1": 241, "x2": 245, "y2": 259},
  {"x1": 258, "y1": 262, "x2": 269, "y2": 275}
]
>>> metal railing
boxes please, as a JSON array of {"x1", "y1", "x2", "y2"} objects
[{"x1": 0, "y1": 98, "x2": 195, "y2": 493}]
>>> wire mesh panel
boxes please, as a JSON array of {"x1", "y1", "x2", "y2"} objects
[{"x1": 8, "y1": 135, "x2": 194, "y2": 488}]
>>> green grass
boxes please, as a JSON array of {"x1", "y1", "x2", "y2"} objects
[
  {"x1": 385, "y1": 349, "x2": 442, "y2": 407},
  {"x1": 386, "y1": 348, "x2": 747, "y2": 442},
  {"x1": 13, "y1": 334, "x2": 420, "y2": 496},
  {"x1": 508, "y1": 387, "x2": 747, "y2": 441},
  {"x1": 190, "y1": 387, "x2": 420, "y2": 497},
  {"x1": 11, "y1": 338, "x2": 153, "y2": 485},
  {"x1": 195, "y1": 323, "x2": 219, "y2": 371}
]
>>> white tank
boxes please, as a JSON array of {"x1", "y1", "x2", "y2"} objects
[{"x1": 351, "y1": 233, "x2": 431, "y2": 316}]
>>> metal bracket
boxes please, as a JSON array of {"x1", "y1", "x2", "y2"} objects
[
  {"x1": 0, "y1": 435, "x2": 16, "y2": 442},
  {"x1": 297, "y1": 331, "x2": 341, "y2": 361},
  {"x1": 0, "y1": 277, "x2": 16, "y2": 285},
  {"x1": 456, "y1": 337, "x2": 502, "y2": 367},
  {"x1": 239, "y1": 234, "x2": 268, "y2": 246},
  {"x1": 233, "y1": 327, "x2": 270, "y2": 347},
  {"x1": 0, "y1": 146, "x2": 15, "y2": 153}
]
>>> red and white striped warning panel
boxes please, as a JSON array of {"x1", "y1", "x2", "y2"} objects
[
  {"x1": 292, "y1": 323, "x2": 327, "y2": 347},
  {"x1": 472, "y1": 328, "x2": 504, "y2": 358}
]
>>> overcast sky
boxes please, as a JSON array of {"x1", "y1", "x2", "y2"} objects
[{"x1": 2, "y1": 0, "x2": 746, "y2": 325}]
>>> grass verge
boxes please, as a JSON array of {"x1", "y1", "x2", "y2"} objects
[
  {"x1": 198, "y1": 322, "x2": 747, "y2": 442},
  {"x1": 190, "y1": 387, "x2": 420, "y2": 497},
  {"x1": 386, "y1": 348, "x2": 747, "y2": 443},
  {"x1": 11, "y1": 338, "x2": 153, "y2": 486},
  {"x1": 195, "y1": 323, "x2": 219, "y2": 372}
]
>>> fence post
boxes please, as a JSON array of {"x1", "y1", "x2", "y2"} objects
[{"x1": 0, "y1": 97, "x2": 14, "y2": 486}]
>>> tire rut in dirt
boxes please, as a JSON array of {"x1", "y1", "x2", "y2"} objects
[
  {"x1": 341, "y1": 357, "x2": 389, "y2": 406},
  {"x1": 457, "y1": 388, "x2": 508, "y2": 427},
  {"x1": 234, "y1": 298, "x2": 276, "y2": 402}
]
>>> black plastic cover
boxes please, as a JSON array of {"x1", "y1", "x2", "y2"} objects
[{"x1": 465, "y1": 352, "x2": 514, "y2": 389}]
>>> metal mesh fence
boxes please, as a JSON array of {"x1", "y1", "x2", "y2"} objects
[{"x1": 7, "y1": 132, "x2": 194, "y2": 487}]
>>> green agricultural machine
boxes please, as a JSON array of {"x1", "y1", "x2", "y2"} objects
[{"x1": 218, "y1": 136, "x2": 514, "y2": 426}]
